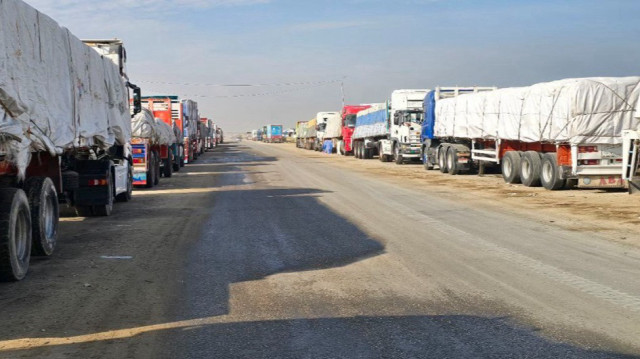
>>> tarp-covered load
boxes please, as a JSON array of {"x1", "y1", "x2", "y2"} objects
[
  {"x1": 182, "y1": 100, "x2": 199, "y2": 139},
  {"x1": 131, "y1": 109, "x2": 174, "y2": 145},
  {"x1": 0, "y1": 0, "x2": 131, "y2": 176},
  {"x1": 299, "y1": 119, "x2": 317, "y2": 139},
  {"x1": 434, "y1": 77, "x2": 640, "y2": 145},
  {"x1": 353, "y1": 103, "x2": 388, "y2": 140},
  {"x1": 322, "y1": 113, "x2": 342, "y2": 139}
]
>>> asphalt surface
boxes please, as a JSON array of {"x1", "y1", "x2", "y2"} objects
[{"x1": 0, "y1": 141, "x2": 639, "y2": 358}]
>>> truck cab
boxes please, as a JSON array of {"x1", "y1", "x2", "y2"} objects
[
  {"x1": 340, "y1": 105, "x2": 371, "y2": 155},
  {"x1": 389, "y1": 89, "x2": 430, "y2": 164},
  {"x1": 315, "y1": 112, "x2": 339, "y2": 151}
]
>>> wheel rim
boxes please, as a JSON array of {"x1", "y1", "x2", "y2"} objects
[
  {"x1": 522, "y1": 160, "x2": 531, "y2": 179},
  {"x1": 43, "y1": 191, "x2": 56, "y2": 240},
  {"x1": 15, "y1": 207, "x2": 29, "y2": 262},
  {"x1": 504, "y1": 159, "x2": 512, "y2": 177},
  {"x1": 542, "y1": 161, "x2": 553, "y2": 182}
]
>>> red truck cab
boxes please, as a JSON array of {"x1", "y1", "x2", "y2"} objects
[{"x1": 341, "y1": 105, "x2": 371, "y2": 154}]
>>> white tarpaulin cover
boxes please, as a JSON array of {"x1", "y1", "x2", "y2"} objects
[
  {"x1": 434, "y1": 77, "x2": 640, "y2": 145},
  {"x1": 0, "y1": 0, "x2": 131, "y2": 176},
  {"x1": 323, "y1": 112, "x2": 342, "y2": 139},
  {"x1": 131, "y1": 109, "x2": 173, "y2": 145}
]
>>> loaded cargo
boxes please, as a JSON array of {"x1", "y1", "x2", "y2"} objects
[
  {"x1": 421, "y1": 77, "x2": 640, "y2": 190},
  {"x1": 0, "y1": 1, "x2": 141, "y2": 280}
]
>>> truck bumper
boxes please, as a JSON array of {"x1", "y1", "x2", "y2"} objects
[{"x1": 400, "y1": 143, "x2": 421, "y2": 158}]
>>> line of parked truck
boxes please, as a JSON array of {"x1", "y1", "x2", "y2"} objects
[
  {"x1": 249, "y1": 125, "x2": 285, "y2": 143},
  {"x1": 292, "y1": 79, "x2": 640, "y2": 193},
  {"x1": 0, "y1": 0, "x2": 224, "y2": 281}
]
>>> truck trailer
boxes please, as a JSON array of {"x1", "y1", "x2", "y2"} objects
[
  {"x1": 265, "y1": 125, "x2": 284, "y2": 143},
  {"x1": 131, "y1": 109, "x2": 176, "y2": 187},
  {"x1": 315, "y1": 112, "x2": 341, "y2": 152},
  {"x1": 422, "y1": 77, "x2": 640, "y2": 190},
  {"x1": 140, "y1": 96, "x2": 184, "y2": 172},
  {"x1": 0, "y1": 2, "x2": 140, "y2": 280},
  {"x1": 296, "y1": 119, "x2": 318, "y2": 150}
]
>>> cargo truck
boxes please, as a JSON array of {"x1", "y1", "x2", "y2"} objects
[
  {"x1": 622, "y1": 128, "x2": 640, "y2": 194},
  {"x1": 140, "y1": 96, "x2": 184, "y2": 172},
  {"x1": 183, "y1": 100, "x2": 200, "y2": 163},
  {"x1": 265, "y1": 125, "x2": 284, "y2": 143},
  {"x1": 131, "y1": 109, "x2": 176, "y2": 187},
  {"x1": 338, "y1": 105, "x2": 371, "y2": 155},
  {"x1": 387, "y1": 89, "x2": 430, "y2": 164},
  {"x1": 299, "y1": 119, "x2": 318, "y2": 150},
  {"x1": 351, "y1": 103, "x2": 392, "y2": 160},
  {"x1": 422, "y1": 77, "x2": 640, "y2": 190},
  {"x1": 0, "y1": 2, "x2": 140, "y2": 280},
  {"x1": 315, "y1": 112, "x2": 340, "y2": 152}
]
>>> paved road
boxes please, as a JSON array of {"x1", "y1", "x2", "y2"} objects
[{"x1": 1, "y1": 142, "x2": 639, "y2": 358}]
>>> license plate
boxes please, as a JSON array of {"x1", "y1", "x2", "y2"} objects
[{"x1": 579, "y1": 176, "x2": 624, "y2": 188}]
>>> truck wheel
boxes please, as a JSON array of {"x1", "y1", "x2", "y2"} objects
[
  {"x1": 154, "y1": 153, "x2": 160, "y2": 185},
  {"x1": 520, "y1": 151, "x2": 542, "y2": 187},
  {"x1": 25, "y1": 177, "x2": 58, "y2": 257},
  {"x1": 501, "y1": 151, "x2": 522, "y2": 184},
  {"x1": 163, "y1": 157, "x2": 173, "y2": 178},
  {"x1": 541, "y1": 153, "x2": 566, "y2": 190},
  {"x1": 0, "y1": 188, "x2": 32, "y2": 281},
  {"x1": 146, "y1": 152, "x2": 156, "y2": 189},
  {"x1": 92, "y1": 170, "x2": 114, "y2": 217},
  {"x1": 438, "y1": 146, "x2": 448, "y2": 173},
  {"x1": 447, "y1": 147, "x2": 460, "y2": 175},
  {"x1": 394, "y1": 144, "x2": 403, "y2": 164},
  {"x1": 422, "y1": 149, "x2": 434, "y2": 170},
  {"x1": 116, "y1": 166, "x2": 133, "y2": 202},
  {"x1": 339, "y1": 141, "x2": 345, "y2": 156}
]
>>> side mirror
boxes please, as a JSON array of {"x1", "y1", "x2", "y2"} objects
[{"x1": 127, "y1": 82, "x2": 142, "y2": 116}]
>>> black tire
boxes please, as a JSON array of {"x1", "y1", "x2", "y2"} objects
[
  {"x1": 438, "y1": 146, "x2": 448, "y2": 173},
  {"x1": 520, "y1": 151, "x2": 542, "y2": 187},
  {"x1": 163, "y1": 156, "x2": 173, "y2": 178},
  {"x1": 146, "y1": 152, "x2": 155, "y2": 189},
  {"x1": 394, "y1": 143, "x2": 403, "y2": 164},
  {"x1": 540, "y1": 153, "x2": 566, "y2": 190},
  {"x1": 0, "y1": 188, "x2": 31, "y2": 281},
  {"x1": 422, "y1": 149, "x2": 434, "y2": 170},
  {"x1": 154, "y1": 152, "x2": 160, "y2": 186},
  {"x1": 447, "y1": 147, "x2": 459, "y2": 175},
  {"x1": 339, "y1": 141, "x2": 345, "y2": 156},
  {"x1": 501, "y1": 151, "x2": 522, "y2": 184},
  {"x1": 25, "y1": 177, "x2": 58, "y2": 257},
  {"x1": 116, "y1": 165, "x2": 133, "y2": 202},
  {"x1": 92, "y1": 169, "x2": 114, "y2": 217}
]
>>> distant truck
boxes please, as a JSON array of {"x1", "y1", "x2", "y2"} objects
[
  {"x1": 182, "y1": 100, "x2": 200, "y2": 163},
  {"x1": 351, "y1": 103, "x2": 391, "y2": 160},
  {"x1": 387, "y1": 89, "x2": 430, "y2": 163},
  {"x1": 315, "y1": 112, "x2": 341, "y2": 152},
  {"x1": 131, "y1": 109, "x2": 176, "y2": 187},
  {"x1": 351, "y1": 90, "x2": 429, "y2": 163},
  {"x1": 264, "y1": 125, "x2": 284, "y2": 143},
  {"x1": 0, "y1": 2, "x2": 140, "y2": 280},
  {"x1": 339, "y1": 105, "x2": 371, "y2": 155},
  {"x1": 140, "y1": 96, "x2": 184, "y2": 171},
  {"x1": 296, "y1": 119, "x2": 318, "y2": 150},
  {"x1": 422, "y1": 77, "x2": 640, "y2": 190}
]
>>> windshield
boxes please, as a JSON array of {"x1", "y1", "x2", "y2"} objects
[
  {"x1": 345, "y1": 114, "x2": 357, "y2": 128},
  {"x1": 401, "y1": 111, "x2": 424, "y2": 124}
]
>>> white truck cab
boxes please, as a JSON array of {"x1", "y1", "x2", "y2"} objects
[{"x1": 387, "y1": 89, "x2": 429, "y2": 164}]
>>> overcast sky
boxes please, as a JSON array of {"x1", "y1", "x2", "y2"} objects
[{"x1": 28, "y1": 0, "x2": 640, "y2": 132}]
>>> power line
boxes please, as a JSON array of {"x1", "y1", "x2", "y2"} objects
[
  {"x1": 152, "y1": 79, "x2": 343, "y2": 99},
  {"x1": 138, "y1": 77, "x2": 346, "y2": 88}
]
